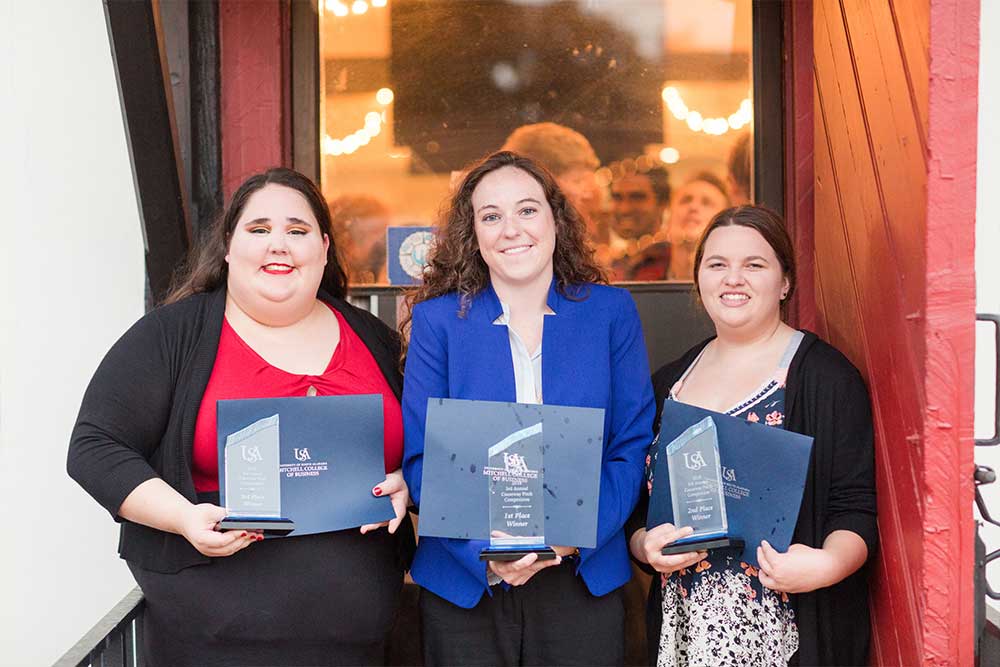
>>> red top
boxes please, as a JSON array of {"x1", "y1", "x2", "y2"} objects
[{"x1": 192, "y1": 303, "x2": 403, "y2": 492}]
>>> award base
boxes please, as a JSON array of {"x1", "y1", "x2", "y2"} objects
[
  {"x1": 217, "y1": 517, "x2": 296, "y2": 537},
  {"x1": 479, "y1": 546, "x2": 558, "y2": 562},
  {"x1": 661, "y1": 536, "x2": 744, "y2": 556}
]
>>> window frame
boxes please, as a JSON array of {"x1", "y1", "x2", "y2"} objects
[{"x1": 291, "y1": 0, "x2": 786, "y2": 291}]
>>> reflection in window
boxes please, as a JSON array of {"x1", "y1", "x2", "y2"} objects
[{"x1": 319, "y1": 0, "x2": 753, "y2": 285}]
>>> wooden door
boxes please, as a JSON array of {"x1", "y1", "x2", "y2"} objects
[{"x1": 794, "y1": 0, "x2": 980, "y2": 664}]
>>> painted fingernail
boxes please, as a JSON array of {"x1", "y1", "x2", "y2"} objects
[
  {"x1": 373, "y1": 487, "x2": 382, "y2": 496},
  {"x1": 241, "y1": 532, "x2": 247, "y2": 537}
]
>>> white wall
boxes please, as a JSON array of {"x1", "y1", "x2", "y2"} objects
[
  {"x1": 1, "y1": 2, "x2": 146, "y2": 664},
  {"x1": 975, "y1": 0, "x2": 1000, "y2": 615}
]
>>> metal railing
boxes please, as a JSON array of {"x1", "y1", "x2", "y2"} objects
[
  {"x1": 976, "y1": 313, "x2": 1000, "y2": 665},
  {"x1": 54, "y1": 587, "x2": 145, "y2": 667}
]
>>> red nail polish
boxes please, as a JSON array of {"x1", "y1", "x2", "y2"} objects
[
  {"x1": 256, "y1": 535, "x2": 263, "y2": 541},
  {"x1": 373, "y1": 487, "x2": 382, "y2": 496},
  {"x1": 241, "y1": 532, "x2": 247, "y2": 537}
]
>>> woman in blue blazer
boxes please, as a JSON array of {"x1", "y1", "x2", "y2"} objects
[{"x1": 401, "y1": 151, "x2": 655, "y2": 666}]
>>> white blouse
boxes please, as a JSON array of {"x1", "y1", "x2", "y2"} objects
[{"x1": 492, "y1": 301, "x2": 551, "y2": 405}]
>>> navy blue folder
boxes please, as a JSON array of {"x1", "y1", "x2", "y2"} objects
[
  {"x1": 217, "y1": 394, "x2": 394, "y2": 536},
  {"x1": 648, "y1": 400, "x2": 813, "y2": 567},
  {"x1": 418, "y1": 398, "x2": 605, "y2": 548}
]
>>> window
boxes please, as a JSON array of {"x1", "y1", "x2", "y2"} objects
[{"x1": 318, "y1": 0, "x2": 754, "y2": 285}]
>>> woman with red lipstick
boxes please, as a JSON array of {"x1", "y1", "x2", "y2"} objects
[
  {"x1": 628, "y1": 206, "x2": 877, "y2": 666},
  {"x1": 68, "y1": 168, "x2": 412, "y2": 666}
]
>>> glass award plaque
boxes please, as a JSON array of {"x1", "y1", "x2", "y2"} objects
[
  {"x1": 478, "y1": 422, "x2": 556, "y2": 561},
  {"x1": 661, "y1": 416, "x2": 743, "y2": 555},
  {"x1": 217, "y1": 414, "x2": 296, "y2": 536}
]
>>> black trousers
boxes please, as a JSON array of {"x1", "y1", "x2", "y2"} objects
[{"x1": 420, "y1": 560, "x2": 625, "y2": 667}]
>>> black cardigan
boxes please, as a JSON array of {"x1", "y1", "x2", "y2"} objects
[
  {"x1": 629, "y1": 331, "x2": 877, "y2": 667},
  {"x1": 67, "y1": 287, "x2": 408, "y2": 574}
]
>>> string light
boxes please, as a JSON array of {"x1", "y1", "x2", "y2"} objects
[
  {"x1": 326, "y1": 1, "x2": 349, "y2": 17},
  {"x1": 322, "y1": 91, "x2": 393, "y2": 157},
  {"x1": 600, "y1": 152, "x2": 673, "y2": 186},
  {"x1": 659, "y1": 147, "x2": 680, "y2": 164},
  {"x1": 661, "y1": 87, "x2": 752, "y2": 136},
  {"x1": 324, "y1": 0, "x2": 387, "y2": 17},
  {"x1": 324, "y1": 111, "x2": 383, "y2": 156}
]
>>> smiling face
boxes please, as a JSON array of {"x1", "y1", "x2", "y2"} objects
[
  {"x1": 610, "y1": 173, "x2": 665, "y2": 239},
  {"x1": 671, "y1": 179, "x2": 729, "y2": 245},
  {"x1": 225, "y1": 183, "x2": 330, "y2": 320},
  {"x1": 472, "y1": 166, "x2": 556, "y2": 295},
  {"x1": 697, "y1": 225, "x2": 789, "y2": 336}
]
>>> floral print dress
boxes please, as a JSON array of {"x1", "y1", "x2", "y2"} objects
[{"x1": 649, "y1": 331, "x2": 804, "y2": 667}]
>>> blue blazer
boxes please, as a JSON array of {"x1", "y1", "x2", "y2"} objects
[{"x1": 402, "y1": 281, "x2": 655, "y2": 608}]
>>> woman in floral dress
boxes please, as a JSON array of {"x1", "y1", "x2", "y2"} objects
[{"x1": 628, "y1": 206, "x2": 877, "y2": 666}]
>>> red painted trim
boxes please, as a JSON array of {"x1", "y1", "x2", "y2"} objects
[
  {"x1": 219, "y1": 0, "x2": 290, "y2": 203},
  {"x1": 811, "y1": 0, "x2": 980, "y2": 663},
  {"x1": 785, "y1": 0, "x2": 816, "y2": 332},
  {"x1": 280, "y1": 1, "x2": 293, "y2": 168},
  {"x1": 922, "y1": 0, "x2": 979, "y2": 663}
]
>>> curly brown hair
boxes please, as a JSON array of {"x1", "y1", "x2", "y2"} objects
[{"x1": 399, "y1": 150, "x2": 606, "y2": 356}]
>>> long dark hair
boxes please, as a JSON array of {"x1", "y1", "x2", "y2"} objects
[
  {"x1": 399, "y1": 150, "x2": 606, "y2": 351},
  {"x1": 164, "y1": 168, "x2": 348, "y2": 304},
  {"x1": 692, "y1": 205, "x2": 796, "y2": 316}
]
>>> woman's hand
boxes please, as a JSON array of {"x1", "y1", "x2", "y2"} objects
[
  {"x1": 633, "y1": 524, "x2": 707, "y2": 575},
  {"x1": 488, "y1": 552, "x2": 563, "y2": 586},
  {"x1": 757, "y1": 531, "x2": 868, "y2": 594},
  {"x1": 361, "y1": 469, "x2": 410, "y2": 534},
  {"x1": 756, "y1": 541, "x2": 836, "y2": 594},
  {"x1": 118, "y1": 479, "x2": 259, "y2": 557},
  {"x1": 179, "y1": 503, "x2": 260, "y2": 557}
]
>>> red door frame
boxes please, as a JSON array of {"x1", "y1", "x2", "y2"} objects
[
  {"x1": 784, "y1": 0, "x2": 816, "y2": 331},
  {"x1": 219, "y1": 0, "x2": 292, "y2": 202},
  {"x1": 922, "y1": 0, "x2": 979, "y2": 661},
  {"x1": 788, "y1": 1, "x2": 979, "y2": 664},
  {"x1": 219, "y1": 1, "x2": 981, "y2": 662}
]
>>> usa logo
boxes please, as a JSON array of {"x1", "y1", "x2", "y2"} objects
[
  {"x1": 683, "y1": 450, "x2": 708, "y2": 471},
  {"x1": 503, "y1": 453, "x2": 529, "y2": 475},
  {"x1": 241, "y1": 445, "x2": 263, "y2": 463}
]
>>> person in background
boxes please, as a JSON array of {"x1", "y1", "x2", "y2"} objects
[
  {"x1": 607, "y1": 166, "x2": 672, "y2": 280},
  {"x1": 67, "y1": 168, "x2": 413, "y2": 666},
  {"x1": 666, "y1": 172, "x2": 729, "y2": 280},
  {"x1": 629, "y1": 206, "x2": 877, "y2": 666},
  {"x1": 330, "y1": 194, "x2": 391, "y2": 284},
  {"x1": 401, "y1": 151, "x2": 654, "y2": 666},
  {"x1": 727, "y1": 132, "x2": 753, "y2": 206},
  {"x1": 501, "y1": 121, "x2": 608, "y2": 245}
]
